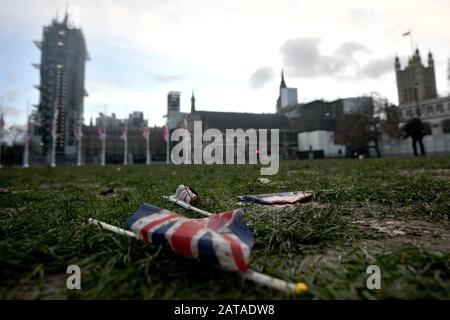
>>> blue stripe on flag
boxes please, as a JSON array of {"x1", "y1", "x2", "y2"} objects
[
  {"x1": 127, "y1": 203, "x2": 163, "y2": 228},
  {"x1": 197, "y1": 231, "x2": 220, "y2": 267},
  {"x1": 151, "y1": 220, "x2": 177, "y2": 245},
  {"x1": 228, "y1": 209, "x2": 255, "y2": 248}
]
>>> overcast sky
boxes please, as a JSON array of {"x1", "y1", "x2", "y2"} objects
[{"x1": 1, "y1": 0, "x2": 449, "y2": 127}]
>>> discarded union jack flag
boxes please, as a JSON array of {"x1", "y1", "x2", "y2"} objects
[
  {"x1": 173, "y1": 184, "x2": 198, "y2": 204},
  {"x1": 238, "y1": 191, "x2": 313, "y2": 205},
  {"x1": 127, "y1": 203, "x2": 254, "y2": 272}
]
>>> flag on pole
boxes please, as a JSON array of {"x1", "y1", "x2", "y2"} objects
[
  {"x1": 238, "y1": 191, "x2": 313, "y2": 205},
  {"x1": 173, "y1": 184, "x2": 198, "y2": 204},
  {"x1": 163, "y1": 124, "x2": 169, "y2": 142},
  {"x1": 402, "y1": 31, "x2": 411, "y2": 36},
  {"x1": 51, "y1": 110, "x2": 59, "y2": 140},
  {"x1": 127, "y1": 203, "x2": 254, "y2": 272},
  {"x1": 98, "y1": 127, "x2": 106, "y2": 141},
  {"x1": 143, "y1": 126, "x2": 150, "y2": 141},
  {"x1": 120, "y1": 123, "x2": 127, "y2": 141},
  {"x1": 75, "y1": 123, "x2": 83, "y2": 141},
  {"x1": 26, "y1": 115, "x2": 32, "y2": 140},
  {"x1": 23, "y1": 114, "x2": 31, "y2": 168}
]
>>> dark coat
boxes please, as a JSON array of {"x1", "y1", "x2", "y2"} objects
[{"x1": 403, "y1": 118, "x2": 425, "y2": 140}]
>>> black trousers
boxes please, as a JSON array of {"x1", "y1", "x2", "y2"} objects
[{"x1": 412, "y1": 137, "x2": 426, "y2": 156}]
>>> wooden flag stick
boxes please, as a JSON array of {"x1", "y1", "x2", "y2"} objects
[
  {"x1": 87, "y1": 218, "x2": 308, "y2": 296},
  {"x1": 88, "y1": 218, "x2": 138, "y2": 239},
  {"x1": 163, "y1": 195, "x2": 213, "y2": 217}
]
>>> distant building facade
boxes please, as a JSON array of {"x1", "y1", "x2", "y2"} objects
[
  {"x1": 278, "y1": 96, "x2": 375, "y2": 157},
  {"x1": 276, "y1": 70, "x2": 298, "y2": 112},
  {"x1": 382, "y1": 49, "x2": 450, "y2": 156},
  {"x1": 33, "y1": 13, "x2": 89, "y2": 160},
  {"x1": 83, "y1": 112, "x2": 166, "y2": 164},
  {"x1": 395, "y1": 49, "x2": 437, "y2": 105}
]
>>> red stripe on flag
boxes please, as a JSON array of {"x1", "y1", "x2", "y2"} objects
[
  {"x1": 207, "y1": 211, "x2": 233, "y2": 231},
  {"x1": 170, "y1": 221, "x2": 204, "y2": 256},
  {"x1": 223, "y1": 234, "x2": 247, "y2": 271},
  {"x1": 140, "y1": 215, "x2": 179, "y2": 242}
]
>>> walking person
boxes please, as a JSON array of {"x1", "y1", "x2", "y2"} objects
[{"x1": 399, "y1": 117, "x2": 427, "y2": 156}]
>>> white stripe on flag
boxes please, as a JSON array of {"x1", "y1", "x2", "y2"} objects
[
  {"x1": 165, "y1": 218, "x2": 191, "y2": 252},
  {"x1": 210, "y1": 232, "x2": 237, "y2": 271},
  {"x1": 190, "y1": 228, "x2": 210, "y2": 259},
  {"x1": 129, "y1": 210, "x2": 174, "y2": 236}
]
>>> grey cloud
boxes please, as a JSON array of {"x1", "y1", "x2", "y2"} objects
[
  {"x1": 249, "y1": 67, "x2": 275, "y2": 89},
  {"x1": 148, "y1": 72, "x2": 186, "y2": 83},
  {"x1": 360, "y1": 56, "x2": 394, "y2": 78},
  {"x1": 280, "y1": 38, "x2": 327, "y2": 77},
  {"x1": 335, "y1": 41, "x2": 370, "y2": 57},
  {"x1": 280, "y1": 38, "x2": 390, "y2": 80}
]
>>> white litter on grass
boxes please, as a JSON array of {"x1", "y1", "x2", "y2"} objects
[{"x1": 258, "y1": 178, "x2": 271, "y2": 184}]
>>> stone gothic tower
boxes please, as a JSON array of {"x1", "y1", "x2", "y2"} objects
[
  {"x1": 395, "y1": 48, "x2": 437, "y2": 106},
  {"x1": 191, "y1": 91, "x2": 196, "y2": 113},
  {"x1": 276, "y1": 70, "x2": 287, "y2": 112}
]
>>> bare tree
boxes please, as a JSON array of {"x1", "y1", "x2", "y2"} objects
[{"x1": 334, "y1": 96, "x2": 381, "y2": 157}]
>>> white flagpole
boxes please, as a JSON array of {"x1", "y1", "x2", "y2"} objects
[
  {"x1": 87, "y1": 218, "x2": 308, "y2": 295},
  {"x1": 403, "y1": 30, "x2": 414, "y2": 55},
  {"x1": 166, "y1": 139, "x2": 169, "y2": 164},
  {"x1": 101, "y1": 131, "x2": 106, "y2": 166},
  {"x1": 165, "y1": 124, "x2": 170, "y2": 164},
  {"x1": 50, "y1": 106, "x2": 57, "y2": 168},
  {"x1": 101, "y1": 112, "x2": 106, "y2": 166},
  {"x1": 123, "y1": 119, "x2": 128, "y2": 165},
  {"x1": 76, "y1": 119, "x2": 82, "y2": 167},
  {"x1": 23, "y1": 105, "x2": 30, "y2": 168},
  {"x1": 164, "y1": 118, "x2": 170, "y2": 164},
  {"x1": 23, "y1": 130, "x2": 30, "y2": 168},
  {"x1": 146, "y1": 127, "x2": 151, "y2": 165}
]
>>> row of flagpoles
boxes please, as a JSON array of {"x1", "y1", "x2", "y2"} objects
[
  {"x1": 50, "y1": 116, "x2": 169, "y2": 167},
  {"x1": 0, "y1": 112, "x2": 170, "y2": 168}
]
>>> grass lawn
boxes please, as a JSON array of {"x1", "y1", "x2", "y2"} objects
[{"x1": 0, "y1": 157, "x2": 449, "y2": 299}]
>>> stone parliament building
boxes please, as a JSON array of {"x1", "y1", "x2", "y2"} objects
[{"x1": 22, "y1": 14, "x2": 450, "y2": 166}]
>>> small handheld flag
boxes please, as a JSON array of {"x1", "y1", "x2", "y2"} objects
[
  {"x1": 127, "y1": 203, "x2": 254, "y2": 272},
  {"x1": 174, "y1": 185, "x2": 198, "y2": 204},
  {"x1": 88, "y1": 212, "x2": 308, "y2": 295},
  {"x1": 165, "y1": 184, "x2": 212, "y2": 216}
]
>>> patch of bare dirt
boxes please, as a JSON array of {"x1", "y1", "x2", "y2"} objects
[
  {"x1": 352, "y1": 218, "x2": 450, "y2": 252},
  {"x1": 6, "y1": 273, "x2": 68, "y2": 300}
]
